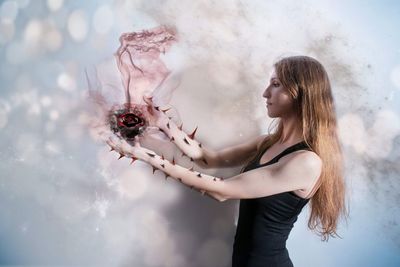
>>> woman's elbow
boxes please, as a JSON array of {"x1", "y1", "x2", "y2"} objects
[
  {"x1": 215, "y1": 191, "x2": 230, "y2": 202},
  {"x1": 204, "y1": 191, "x2": 228, "y2": 202},
  {"x1": 214, "y1": 195, "x2": 228, "y2": 202}
]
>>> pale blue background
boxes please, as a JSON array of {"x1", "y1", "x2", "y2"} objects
[{"x1": 0, "y1": 0, "x2": 399, "y2": 266}]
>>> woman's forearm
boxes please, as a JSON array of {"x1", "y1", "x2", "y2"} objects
[
  {"x1": 157, "y1": 116, "x2": 219, "y2": 168},
  {"x1": 148, "y1": 150, "x2": 227, "y2": 201},
  {"x1": 108, "y1": 137, "x2": 227, "y2": 202},
  {"x1": 145, "y1": 152, "x2": 227, "y2": 201}
]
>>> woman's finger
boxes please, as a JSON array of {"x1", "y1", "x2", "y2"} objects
[
  {"x1": 142, "y1": 95, "x2": 153, "y2": 106},
  {"x1": 143, "y1": 95, "x2": 156, "y2": 116},
  {"x1": 134, "y1": 136, "x2": 141, "y2": 148}
]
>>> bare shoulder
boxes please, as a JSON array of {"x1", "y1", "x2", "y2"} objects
[
  {"x1": 293, "y1": 150, "x2": 322, "y2": 171},
  {"x1": 296, "y1": 150, "x2": 322, "y2": 167},
  {"x1": 277, "y1": 150, "x2": 322, "y2": 179}
]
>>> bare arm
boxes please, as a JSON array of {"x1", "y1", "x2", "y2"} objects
[
  {"x1": 107, "y1": 137, "x2": 322, "y2": 202},
  {"x1": 201, "y1": 134, "x2": 269, "y2": 168},
  {"x1": 142, "y1": 98, "x2": 269, "y2": 200},
  {"x1": 157, "y1": 116, "x2": 268, "y2": 169},
  {"x1": 217, "y1": 151, "x2": 322, "y2": 200},
  {"x1": 144, "y1": 97, "x2": 268, "y2": 169}
]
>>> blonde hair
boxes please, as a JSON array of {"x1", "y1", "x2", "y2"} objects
[{"x1": 247, "y1": 56, "x2": 348, "y2": 241}]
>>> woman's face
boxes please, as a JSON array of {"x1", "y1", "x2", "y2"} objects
[{"x1": 262, "y1": 69, "x2": 295, "y2": 118}]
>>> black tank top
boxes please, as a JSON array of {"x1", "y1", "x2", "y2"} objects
[{"x1": 232, "y1": 141, "x2": 312, "y2": 267}]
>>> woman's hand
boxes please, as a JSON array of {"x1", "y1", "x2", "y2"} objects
[
  {"x1": 142, "y1": 95, "x2": 170, "y2": 130},
  {"x1": 106, "y1": 135, "x2": 146, "y2": 162},
  {"x1": 106, "y1": 133, "x2": 211, "y2": 198}
]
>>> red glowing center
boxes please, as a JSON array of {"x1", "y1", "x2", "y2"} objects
[{"x1": 117, "y1": 113, "x2": 145, "y2": 128}]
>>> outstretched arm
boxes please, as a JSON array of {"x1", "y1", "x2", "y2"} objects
[
  {"x1": 107, "y1": 136, "x2": 227, "y2": 201},
  {"x1": 107, "y1": 136, "x2": 322, "y2": 202},
  {"x1": 145, "y1": 97, "x2": 268, "y2": 169},
  {"x1": 157, "y1": 116, "x2": 268, "y2": 169}
]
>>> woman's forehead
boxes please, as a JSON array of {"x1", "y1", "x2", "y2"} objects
[{"x1": 269, "y1": 68, "x2": 278, "y2": 79}]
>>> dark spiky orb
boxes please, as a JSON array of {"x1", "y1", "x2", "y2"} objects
[{"x1": 109, "y1": 104, "x2": 148, "y2": 143}]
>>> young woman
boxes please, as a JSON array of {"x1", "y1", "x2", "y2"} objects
[{"x1": 107, "y1": 55, "x2": 348, "y2": 267}]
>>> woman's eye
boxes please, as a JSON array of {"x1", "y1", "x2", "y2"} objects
[{"x1": 273, "y1": 83, "x2": 280, "y2": 87}]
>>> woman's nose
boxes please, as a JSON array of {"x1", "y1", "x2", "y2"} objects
[{"x1": 263, "y1": 87, "x2": 270, "y2": 98}]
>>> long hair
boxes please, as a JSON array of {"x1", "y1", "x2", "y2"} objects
[{"x1": 246, "y1": 56, "x2": 348, "y2": 241}]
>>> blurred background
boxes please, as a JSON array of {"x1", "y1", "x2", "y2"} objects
[{"x1": 0, "y1": 0, "x2": 399, "y2": 266}]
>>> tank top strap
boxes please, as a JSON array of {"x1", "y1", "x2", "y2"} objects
[{"x1": 258, "y1": 141, "x2": 311, "y2": 166}]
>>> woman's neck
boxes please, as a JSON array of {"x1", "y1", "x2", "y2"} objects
[{"x1": 278, "y1": 114, "x2": 303, "y2": 145}]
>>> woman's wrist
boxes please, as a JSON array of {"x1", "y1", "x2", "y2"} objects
[
  {"x1": 154, "y1": 116, "x2": 204, "y2": 159},
  {"x1": 155, "y1": 112, "x2": 170, "y2": 130}
]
